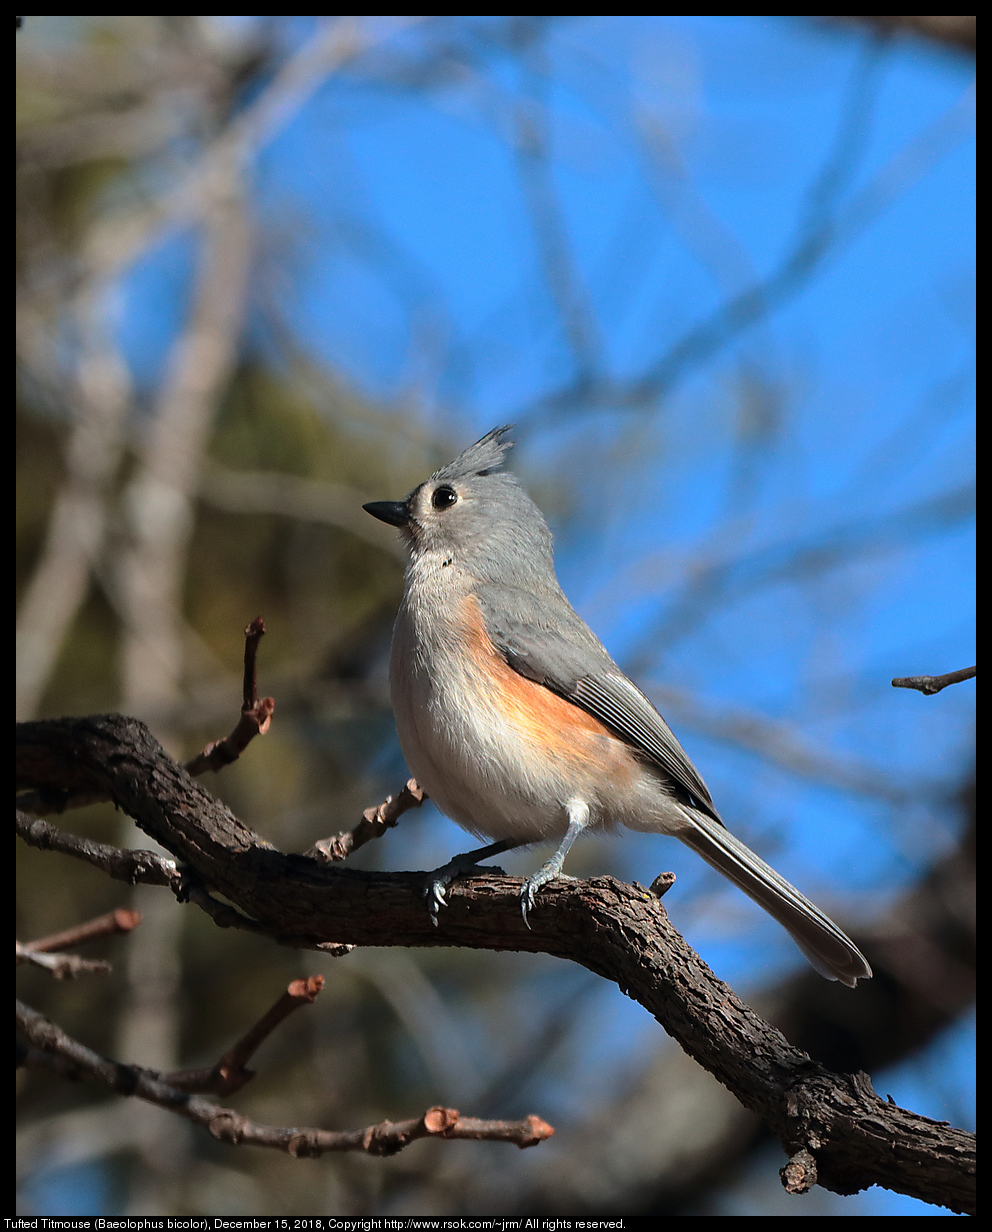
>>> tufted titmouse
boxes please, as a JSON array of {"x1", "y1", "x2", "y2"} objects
[{"x1": 364, "y1": 427, "x2": 871, "y2": 986}]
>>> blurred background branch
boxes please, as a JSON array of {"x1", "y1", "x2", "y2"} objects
[{"x1": 838, "y1": 17, "x2": 976, "y2": 55}]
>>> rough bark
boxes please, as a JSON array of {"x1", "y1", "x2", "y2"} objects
[{"x1": 16, "y1": 714, "x2": 976, "y2": 1214}]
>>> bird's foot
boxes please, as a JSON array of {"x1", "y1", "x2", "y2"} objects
[
  {"x1": 520, "y1": 870, "x2": 577, "y2": 929},
  {"x1": 425, "y1": 857, "x2": 508, "y2": 926}
]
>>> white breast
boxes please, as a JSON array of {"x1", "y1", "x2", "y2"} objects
[
  {"x1": 388, "y1": 558, "x2": 680, "y2": 846},
  {"x1": 388, "y1": 561, "x2": 573, "y2": 842}
]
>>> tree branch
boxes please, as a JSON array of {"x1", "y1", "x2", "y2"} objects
[
  {"x1": 163, "y1": 975, "x2": 324, "y2": 1096},
  {"x1": 197, "y1": 465, "x2": 409, "y2": 562},
  {"x1": 15, "y1": 713, "x2": 976, "y2": 1213},
  {"x1": 306, "y1": 778, "x2": 427, "y2": 864},
  {"x1": 837, "y1": 17, "x2": 976, "y2": 54},
  {"x1": 16, "y1": 907, "x2": 142, "y2": 980},
  {"x1": 15, "y1": 810, "x2": 182, "y2": 890},
  {"x1": 17, "y1": 617, "x2": 275, "y2": 815},
  {"x1": 183, "y1": 617, "x2": 275, "y2": 774},
  {"x1": 891, "y1": 666, "x2": 976, "y2": 696},
  {"x1": 15, "y1": 944, "x2": 112, "y2": 980},
  {"x1": 20, "y1": 908, "x2": 142, "y2": 953},
  {"x1": 16, "y1": 1001, "x2": 553, "y2": 1157}
]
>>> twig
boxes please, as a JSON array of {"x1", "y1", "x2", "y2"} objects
[
  {"x1": 164, "y1": 976, "x2": 325, "y2": 1095},
  {"x1": 14, "y1": 812, "x2": 262, "y2": 937},
  {"x1": 14, "y1": 811, "x2": 346, "y2": 950},
  {"x1": 179, "y1": 876, "x2": 276, "y2": 938},
  {"x1": 183, "y1": 618, "x2": 275, "y2": 775},
  {"x1": 17, "y1": 616, "x2": 275, "y2": 815},
  {"x1": 15, "y1": 811, "x2": 182, "y2": 890},
  {"x1": 891, "y1": 666, "x2": 976, "y2": 696},
  {"x1": 513, "y1": 42, "x2": 600, "y2": 380},
  {"x1": 306, "y1": 779, "x2": 426, "y2": 863},
  {"x1": 20, "y1": 908, "x2": 142, "y2": 954},
  {"x1": 15, "y1": 943, "x2": 111, "y2": 980},
  {"x1": 16, "y1": 1001, "x2": 554, "y2": 1157},
  {"x1": 645, "y1": 685, "x2": 912, "y2": 804},
  {"x1": 16, "y1": 907, "x2": 142, "y2": 979}
]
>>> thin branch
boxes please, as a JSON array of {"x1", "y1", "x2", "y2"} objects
[
  {"x1": 20, "y1": 908, "x2": 142, "y2": 954},
  {"x1": 13, "y1": 810, "x2": 344, "y2": 950},
  {"x1": 892, "y1": 666, "x2": 976, "y2": 696},
  {"x1": 16, "y1": 20, "x2": 401, "y2": 722},
  {"x1": 116, "y1": 185, "x2": 253, "y2": 722},
  {"x1": 627, "y1": 79, "x2": 975, "y2": 410},
  {"x1": 15, "y1": 944, "x2": 111, "y2": 980},
  {"x1": 836, "y1": 17, "x2": 976, "y2": 54},
  {"x1": 307, "y1": 779, "x2": 427, "y2": 863},
  {"x1": 163, "y1": 976, "x2": 325, "y2": 1096},
  {"x1": 17, "y1": 1001, "x2": 554, "y2": 1157},
  {"x1": 178, "y1": 871, "x2": 295, "y2": 941},
  {"x1": 645, "y1": 685, "x2": 912, "y2": 804},
  {"x1": 513, "y1": 40, "x2": 601, "y2": 380},
  {"x1": 183, "y1": 618, "x2": 275, "y2": 775},
  {"x1": 625, "y1": 482, "x2": 974, "y2": 668},
  {"x1": 798, "y1": 30, "x2": 889, "y2": 233},
  {"x1": 15, "y1": 810, "x2": 182, "y2": 891},
  {"x1": 17, "y1": 616, "x2": 276, "y2": 814}
]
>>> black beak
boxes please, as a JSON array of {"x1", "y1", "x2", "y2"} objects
[{"x1": 363, "y1": 500, "x2": 410, "y2": 528}]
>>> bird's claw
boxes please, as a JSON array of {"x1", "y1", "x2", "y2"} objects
[
  {"x1": 520, "y1": 882, "x2": 538, "y2": 930},
  {"x1": 520, "y1": 871, "x2": 577, "y2": 929},
  {"x1": 425, "y1": 861, "x2": 508, "y2": 925},
  {"x1": 425, "y1": 879, "x2": 447, "y2": 926}
]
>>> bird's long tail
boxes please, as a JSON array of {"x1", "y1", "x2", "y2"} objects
[{"x1": 679, "y1": 814, "x2": 871, "y2": 986}]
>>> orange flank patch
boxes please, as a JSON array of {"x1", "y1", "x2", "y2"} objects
[{"x1": 462, "y1": 595, "x2": 637, "y2": 776}]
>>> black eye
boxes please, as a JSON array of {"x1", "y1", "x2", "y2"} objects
[{"x1": 432, "y1": 485, "x2": 458, "y2": 510}]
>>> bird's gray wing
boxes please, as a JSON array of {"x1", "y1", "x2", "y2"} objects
[
  {"x1": 477, "y1": 588, "x2": 872, "y2": 986},
  {"x1": 476, "y1": 586, "x2": 722, "y2": 824}
]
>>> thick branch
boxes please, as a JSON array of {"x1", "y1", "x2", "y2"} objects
[{"x1": 15, "y1": 714, "x2": 976, "y2": 1213}]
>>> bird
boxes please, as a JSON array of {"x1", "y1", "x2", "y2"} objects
[{"x1": 363, "y1": 426, "x2": 871, "y2": 986}]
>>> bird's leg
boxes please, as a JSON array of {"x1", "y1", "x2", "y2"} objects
[
  {"x1": 426, "y1": 839, "x2": 520, "y2": 925},
  {"x1": 521, "y1": 798, "x2": 591, "y2": 928}
]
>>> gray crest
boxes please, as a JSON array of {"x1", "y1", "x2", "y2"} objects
[{"x1": 431, "y1": 425, "x2": 514, "y2": 485}]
